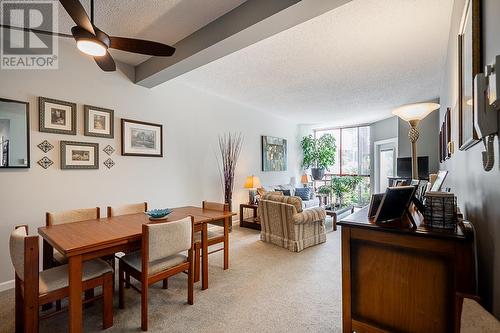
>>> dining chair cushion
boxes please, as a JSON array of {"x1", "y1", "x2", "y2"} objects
[
  {"x1": 9, "y1": 226, "x2": 27, "y2": 280},
  {"x1": 39, "y1": 258, "x2": 113, "y2": 294},
  {"x1": 47, "y1": 208, "x2": 98, "y2": 226},
  {"x1": 147, "y1": 217, "x2": 192, "y2": 262},
  {"x1": 109, "y1": 202, "x2": 145, "y2": 216},
  {"x1": 194, "y1": 229, "x2": 224, "y2": 242},
  {"x1": 53, "y1": 249, "x2": 68, "y2": 264},
  {"x1": 120, "y1": 251, "x2": 188, "y2": 275}
]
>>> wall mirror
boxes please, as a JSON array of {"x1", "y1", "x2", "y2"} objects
[{"x1": 0, "y1": 98, "x2": 30, "y2": 168}]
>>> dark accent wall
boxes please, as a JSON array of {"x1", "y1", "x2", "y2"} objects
[{"x1": 440, "y1": 0, "x2": 500, "y2": 318}]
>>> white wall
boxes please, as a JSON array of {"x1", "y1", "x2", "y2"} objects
[
  {"x1": 0, "y1": 40, "x2": 300, "y2": 287},
  {"x1": 439, "y1": 0, "x2": 500, "y2": 318}
]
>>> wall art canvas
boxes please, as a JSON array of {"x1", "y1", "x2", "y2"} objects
[
  {"x1": 60, "y1": 141, "x2": 99, "y2": 169},
  {"x1": 458, "y1": 0, "x2": 481, "y2": 150},
  {"x1": 84, "y1": 105, "x2": 114, "y2": 138},
  {"x1": 121, "y1": 118, "x2": 163, "y2": 157},
  {"x1": 261, "y1": 135, "x2": 287, "y2": 172},
  {"x1": 39, "y1": 97, "x2": 76, "y2": 135}
]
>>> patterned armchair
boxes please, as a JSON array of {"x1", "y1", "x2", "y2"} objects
[{"x1": 258, "y1": 193, "x2": 326, "y2": 252}]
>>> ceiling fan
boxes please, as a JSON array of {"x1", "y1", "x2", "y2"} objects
[{"x1": 1, "y1": 0, "x2": 175, "y2": 71}]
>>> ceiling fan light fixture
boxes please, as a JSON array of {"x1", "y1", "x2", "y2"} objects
[{"x1": 76, "y1": 38, "x2": 107, "y2": 57}]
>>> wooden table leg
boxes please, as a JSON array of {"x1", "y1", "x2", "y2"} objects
[
  {"x1": 201, "y1": 223, "x2": 208, "y2": 290},
  {"x1": 68, "y1": 255, "x2": 83, "y2": 333},
  {"x1": 333, "y1": 212, "x2": 337, "y2": 231},
  {"x1": 223, "y1": 217, "x2": 229, "y2": 270},
  {"x1": 42, "y1": 240, "x2": 54, "y2": 311}
]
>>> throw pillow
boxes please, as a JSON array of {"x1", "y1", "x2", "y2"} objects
[
  {"x1": 295, "y1": 187, "x2": 311, "y2": 201},
  {"x1": 275, "y1": 189, "x2": 291, "y2": 196}
]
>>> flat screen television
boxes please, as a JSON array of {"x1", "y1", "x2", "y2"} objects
[{"x1": 397, "y1": 156, "x2": 429, "y2": 179}]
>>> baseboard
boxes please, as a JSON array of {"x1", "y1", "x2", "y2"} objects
[{"x1": 0, "y1": 279, "x2": 14, "y2": 292}]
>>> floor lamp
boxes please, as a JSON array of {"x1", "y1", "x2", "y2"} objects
[{"x1": 393, "y1": 102, "x2": 440, "y2": 179}]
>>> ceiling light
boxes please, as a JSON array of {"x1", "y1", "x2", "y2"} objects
[{"x1": 76, "y1": 39, "x2": 107, "y2": 57}]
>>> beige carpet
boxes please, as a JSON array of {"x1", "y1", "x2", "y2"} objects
[{"x1": 0, "y1": 225, "x2": 342, "y2": 332}]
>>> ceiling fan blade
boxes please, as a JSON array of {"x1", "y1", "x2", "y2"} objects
[
  {"x1": 94, "y1": 52, "x2": 116, "y2": 72},
  {"x1": 0, "y1": 24, "x2": 73, "y2": 38},
  {"x1": 109, "y1": 36, "x2": 175, "y2": 56},
  {"x1": 60, "y1": 0, "x2": 95, "y2": 35}
]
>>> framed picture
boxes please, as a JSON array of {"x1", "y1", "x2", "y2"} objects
[
  {"x1": 458, "y1": 0, "x2": 481, "y2": 150},
  {"x1": 39, "y1": 97, "x2": 76, "y2": 135},
  {"x1": 84, "y1": 105, "x2": 114, "y2": 138},
  {"x1": 121, "y1": 118, "x2": 163, "y2": 157},
  {"x1": 261, "y1": 135, "x2": 287, "y2": 171},
  {"x1": 60, "y1": 141, "x2": 99, "y2": 169},
  {"x1": 445, "y1": 108, "x2": 452, "y2": 159}
]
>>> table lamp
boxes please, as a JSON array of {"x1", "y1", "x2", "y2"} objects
[
  {"x1": 244, "y1": 175, "x2": 261, "y2": 204},
  {"x1": 392, "y1": 102, "x2": 440, "y2": 179},
  {"x1": 300, "y1": 173, "x2": 311, "y2": 187}
]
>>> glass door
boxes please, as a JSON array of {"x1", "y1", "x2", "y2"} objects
[{"x1": 374, "y1": 139, "x2": 397, "y2": 193}]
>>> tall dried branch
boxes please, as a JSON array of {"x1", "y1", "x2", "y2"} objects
[{"x1": 217, "y1": 132, "x2": 243, "y2": 209}]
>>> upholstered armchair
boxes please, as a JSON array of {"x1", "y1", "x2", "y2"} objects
[{"x1": 258, "y1": 193, "x2": 326, "y2": 252}]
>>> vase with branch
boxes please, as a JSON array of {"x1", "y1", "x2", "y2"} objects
[{"x1": 217, "y1": 132, "x2": 244, "y2": 211}]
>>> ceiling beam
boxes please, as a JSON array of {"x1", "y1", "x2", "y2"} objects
[{"x1": 135, "y1": 0, "x2": 351, "y2": 88}]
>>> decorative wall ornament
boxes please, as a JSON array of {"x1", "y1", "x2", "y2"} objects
[
  {"x1": 121, "y1": 118, "x2": 163, "y2": 157},
  {"x1": 84, "y1": 105, "x2": 114, "y2": 138},
  {"x1": 39, "y1": 97, "x2": 77, "y2": 135},
  {"x1": 37, "y1": 156, "x2": 53, "y2": 169},
  {"x1": 37, "y1": 140, "x2": 54, "y2": 153},
  {"x1": 104, "y1": 158, "x2": 115, "y2": 169},
  {"x1": 60, "y1": 141, "x2": 99, "y2": 169},
  {"x1": 103, "y1": 145, "x2": 115, "y2": 155}
]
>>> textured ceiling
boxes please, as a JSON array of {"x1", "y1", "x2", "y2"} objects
[
  {"x1": 172, "y1": 0, "x2": 454, "y2": 126},
  {"x1": 55, "y1": 0, "x2": 247, "y2": 65}
]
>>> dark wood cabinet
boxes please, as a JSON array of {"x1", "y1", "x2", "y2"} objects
[{"x1": 338, "y1": 207, "x2": 475, "y2": 333}]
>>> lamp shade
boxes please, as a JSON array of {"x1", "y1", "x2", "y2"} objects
[
  {"x1": 392, "y1": 102, "x2": 440, "y2": 122},
  {"x1": 301, "y1": 173, "x2": 310, "y2": 184},
  {"x1": 244, "y1": 175, "x2": 261, "y2": 189}
]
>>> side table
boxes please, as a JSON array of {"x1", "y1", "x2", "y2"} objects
[
  {"x1": 239, "y1": 203, "x2": 260, "y2": 230},
  {"x1": 325, "y1": 205, "x2": 354, "y2": 231}
]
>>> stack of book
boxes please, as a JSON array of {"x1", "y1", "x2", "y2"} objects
[{"x1": 423, "y1": 191, "x2": 457, "y2": 229}]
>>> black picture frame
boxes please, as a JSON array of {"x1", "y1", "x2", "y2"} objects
[
  {"x1": 60, "y1": 141, "x2": 99, "y2": 169},
  {"x1": 0, "y1": 97, "x2": 30, "y2": 168},
  {"x1": 39, "y1": 97, "x2": 77, "y2": 135},
  {"x1": 458, "y1": 0, "x2": 481, "y2": 150},
  {"x1": 121, "y1": 118, "x2": 163, "y2": 157},
  {"x1": 84, "y1": 105, "x2": 114, "y2": 138},
  {"x1": 374, "y1": 186, "x2": 416, "y2": 223}
]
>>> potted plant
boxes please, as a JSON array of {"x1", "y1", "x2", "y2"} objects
[
  {"x1": 330, "y1": 176, "x2": 363, "y2": 207},
  {"x1": 300, "y1": 134, "x2": 336, "y2": 180}
]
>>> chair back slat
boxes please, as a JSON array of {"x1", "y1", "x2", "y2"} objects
[
  {"x1": 107, "y1": 202, "x2": 147, "y2": 217},
  {"x1": 144, "y1": 217, "x2": 192, "y2": 263},
  {"x1": 46, "y1": 207, "x2": 100, "y2": 226},
  {"x1": 202, "y1": 201, "x2": 229, "y2": 212}
]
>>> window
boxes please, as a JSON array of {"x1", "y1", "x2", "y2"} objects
[{"x1": 314, "y1": 126, "x2": 371, "y2": 206}]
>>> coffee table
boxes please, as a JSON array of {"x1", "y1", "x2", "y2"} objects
[{"x1": 325, "y1": 205, "x2": 354, "y2": 231}]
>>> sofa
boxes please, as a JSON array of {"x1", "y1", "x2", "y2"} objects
[
  {"x1": 258, "y1": 193, "x2": 326, "y2": 252},
  {"x1": 261, "y1": 184, "x2": 319, "y2": 210}
]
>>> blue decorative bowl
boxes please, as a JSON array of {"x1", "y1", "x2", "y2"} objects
[{"x1": 146, "y1": 208, "x2": 172, "y2": 219}]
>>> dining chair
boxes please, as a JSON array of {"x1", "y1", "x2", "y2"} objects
[
  {"x1": 44, "y1": 207, "x2": 101, "y2": 267},
  {"x1": 107, "y1": 202, "x2": 148, "y2": 217},
  {"x1": 193, "y1": 201, "x2": 229, "y2": 282},
  {"x1": 10, "y1": 225, "x2": 114, "y2": 332},
  {"x1": 118, "y1": 216, "x2": 194, "y2": 331},
  {"x1": 107, "y1": 202, "x2": 148, "y2": 288}
]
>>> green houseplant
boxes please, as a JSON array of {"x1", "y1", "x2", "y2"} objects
[
  {"x1": 300, "y1": 134, "x2": 336, "y2": 180},
  {"x1": 330, "y1": 176, "x2": 363, "y2": 207}
]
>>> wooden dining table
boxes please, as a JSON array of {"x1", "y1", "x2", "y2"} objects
[{"x1": 38, "y1": 205, "x2": 236, "y2": 333}]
